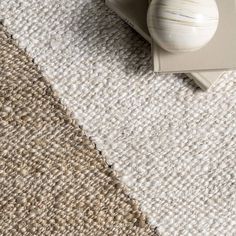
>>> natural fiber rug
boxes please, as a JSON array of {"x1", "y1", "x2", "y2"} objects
[
  {"x1": 0, "y1": 25, "x2": 156, "y2": 236},
  {"x1": 0, "y1": 0, "x2": 236, "y2": 235}
]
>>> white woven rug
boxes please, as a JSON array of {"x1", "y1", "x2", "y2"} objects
[{"x1": 1, "y1": 0, "x2": 235, "y2": 235}]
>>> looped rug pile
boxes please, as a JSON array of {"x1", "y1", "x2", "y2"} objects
[
  {"x1": 0, "y1": 25, "x2": 156, "y2": 235},
  {"x1": 0, "y1": 0, "x2": 235, "y2": 235}
]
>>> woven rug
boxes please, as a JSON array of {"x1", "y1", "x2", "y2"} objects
[
  {"x1": 0, "y1": 0, "x2": 236, "y2": 235},
  {"x1": 0, "y1": 25, "x2": 156, "y2": 235}
]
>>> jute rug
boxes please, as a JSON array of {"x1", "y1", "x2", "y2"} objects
[
  {"x1": 0, "y1": 0, "x2": 236, "y2": 235},
  {"x1": 0, "y1": 25, "x2": 156, "y2": 236}
]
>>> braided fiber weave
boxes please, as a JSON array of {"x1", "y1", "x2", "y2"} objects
[
  {"x1": 0, "y1": 0, "x2": 236, "y2": 235},
  {"x1": 0, "y1": 25, "x2": 157, "y2": 236}
]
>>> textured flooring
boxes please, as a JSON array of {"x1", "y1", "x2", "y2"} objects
[
  {"x1": 0, "y1": 0, "x2": 236, "y2": 235},
  {"x1": 0, "y1": 25, "x2": 156, "y2": 236}
]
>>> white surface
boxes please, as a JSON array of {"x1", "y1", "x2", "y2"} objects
[
  {"x1": 147, "y1": 0, "x2": 219, "y2": 53},
  {"x1": 0, "y1": 0, "x2": 235, "y2": 235}
]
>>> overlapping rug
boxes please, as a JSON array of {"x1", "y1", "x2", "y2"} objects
[
  {"x1": 0, "y1": 0, "x2": 236, "y2": 235},
  {"x1": 0, "y1": 25, "x2": 156, "y2": 235}
]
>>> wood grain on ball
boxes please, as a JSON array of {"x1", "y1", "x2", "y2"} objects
[{"x1": 147, "y1": 0, "x2": 219, "y2": 53}]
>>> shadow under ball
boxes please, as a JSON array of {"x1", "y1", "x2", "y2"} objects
[{"x1": 147, "y1": 0, "x2": 219, "y2": 53}]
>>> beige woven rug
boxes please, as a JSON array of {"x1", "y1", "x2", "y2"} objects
[
  {"x1": 0, "y1": 0, "x2": 236, "y2": 235},
  {"x1": 0, "y1": 25, "x2": 156, "y2": 235}
]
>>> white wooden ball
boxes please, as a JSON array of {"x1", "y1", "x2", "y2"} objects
[{"x1": 147, "y1": 0, "x2": 219, "y2": 53}]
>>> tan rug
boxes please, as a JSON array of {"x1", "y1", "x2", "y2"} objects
[
  {"x1": 1, "y1": 1, "x2": 235, "y2": 234},
  {"x1": 0, "y1": 25, "x2": 156, "y2": 236}
]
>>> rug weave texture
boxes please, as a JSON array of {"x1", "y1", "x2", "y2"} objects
[
  {"x1": 0, "y1": 25, "x2": 156, "y2": 236},
  {"x1": 0, "y1": 0, "x2": 236, "y2": 235}
]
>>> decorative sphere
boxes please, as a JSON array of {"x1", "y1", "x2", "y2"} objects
[{"x1": 147, "y1": 0, "x2": 219, "y2": 53}]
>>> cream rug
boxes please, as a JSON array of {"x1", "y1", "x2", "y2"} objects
[
  {"x1": 0, "y1": 25, "x2": 156, "y2": 235},
  {"x1": 0, "y1": 0, "x2": 236, "y2": 235}
]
